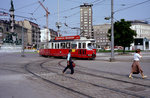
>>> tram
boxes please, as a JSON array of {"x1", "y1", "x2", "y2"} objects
[{"x1": 39, "y1": 35, "x2": 96, "y2": 59}]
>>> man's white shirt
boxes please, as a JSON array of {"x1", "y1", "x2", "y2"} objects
[{"x1": 67, "y1": 53, "x2": 71, "y2": 61}]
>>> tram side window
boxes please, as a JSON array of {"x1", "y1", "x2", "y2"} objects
[
  {"x1": 58, "y1": 43, "x2": 59, "y2": 49},
  {"x1": 52, "y1": 43, "x2": 53, "y2": 49},
  {"x1": 55, "y1": 44, "x2": 57, "y2": 49},
  {"x1": 61, "y1": 43, "x2": 65, "y2": 49},
  {"x1": 56, "y1": 43, "x2": 59, "y2": 49},
  {"x1": 71, "y1": 44, "x2": 77, "y2": 49},
  {"x1": 79, "y1": 43, "x2": 81, "y2": 49},
  {"x1": 66, "y1": 43, "x2": 70, "y2": 49},
  {"x1": 83, "y1": 43, "x2": 86, "y2": 49}
]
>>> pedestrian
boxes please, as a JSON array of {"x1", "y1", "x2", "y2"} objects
[
  {"x1": 62, "y1": 49, "x2": 74, "y2": 74},
  {"x1": 129, "y1": 49, "x2": 147, "y2": 79}
]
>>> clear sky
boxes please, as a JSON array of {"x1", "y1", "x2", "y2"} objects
[{"x1": 1, "y1": 0, "x2": 150, "y2": 36}]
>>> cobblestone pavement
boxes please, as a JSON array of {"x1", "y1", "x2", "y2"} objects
[{"x1": 0, "y1": 52, "x2": 150, "y2": 98}]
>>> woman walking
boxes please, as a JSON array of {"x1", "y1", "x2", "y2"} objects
[{"x1": 129, "y1": 49, "x2": 147, "y2": 79}]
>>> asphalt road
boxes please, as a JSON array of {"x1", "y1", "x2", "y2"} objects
[{"x1": 0, "y1": 52, "x2": 150, "y2": 98}]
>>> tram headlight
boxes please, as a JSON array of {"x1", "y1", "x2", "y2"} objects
[{"x1": 87, "y1": 54, "x2": 92, "y2": 56}]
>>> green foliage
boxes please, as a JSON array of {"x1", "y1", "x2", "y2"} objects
[
  {"x1": 96, "y1": 49, "x2": 135, "y2": 53},
  {"x1": 108, "y1": 19, "x2": 137, "y2": 53}
]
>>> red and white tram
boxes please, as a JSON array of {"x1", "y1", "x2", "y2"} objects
[{"x1": 39, "y1": 35, "x2": 96, "y2": 59}]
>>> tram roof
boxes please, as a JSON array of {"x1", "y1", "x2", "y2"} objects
[
  {"x1": 50, "y1": 35, "x2": 95, "y2": 43},
  {"x1": 50, "y1": 39, "x2": 74, "y2": 42},
  {"x1": 50, "y1": 39, "x2": 95, "y2": 43}
]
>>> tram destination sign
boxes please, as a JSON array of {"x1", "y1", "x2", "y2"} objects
[{"x1": 55, "y1": 35, "x2": 80, "y2": 40}]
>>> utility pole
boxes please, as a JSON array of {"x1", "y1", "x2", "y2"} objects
[
  {"x1": 38, "y1": 1, "x2": 50, "y2": 48},
  {"x1": 110, "y1": 0, "x2": 115, "y2": 61},
  {"x1": 21, "y1": 21, "x2": 25, "y2": 57},
  {"x1": 56, "y1": 0, "x2": 61, "y2": 37}
]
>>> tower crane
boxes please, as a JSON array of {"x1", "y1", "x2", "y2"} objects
[{"x1": 38, "y1": 1, "x2": 50, "y2": 48}]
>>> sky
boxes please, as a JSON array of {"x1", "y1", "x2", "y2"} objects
[{"x1": 0, "y1": 0, "x2": 150, "y2": 36}]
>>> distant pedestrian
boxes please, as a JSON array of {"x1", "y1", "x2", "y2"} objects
[
  {"x1": 129, "y1": 49, "x2": 147, "y2": 79},
  {"x1": 62, "y1": 49, "x2": 74, "y2": 74}
]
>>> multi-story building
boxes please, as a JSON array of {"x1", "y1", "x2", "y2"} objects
[
  {"x1": 49, "y1": 29, "x2": 58, "y2": 40},
  {"x1": 0, "y1": 19, "x2": 27, "y2": 46},
  {"x1": 93, "y1": 24, "x2": 111, "y2": 49},
  {"x1": 93, "y1": 21, "x2": 150, "y2": 50},
  {"x1": 130, "y1": 20, "x2": 150, "y2": 39},
  {"x1": 40, "y1": 28, "x2": 58, "y2": 48},
  {"x1": 130, "y1": 20, "x2": 150, "y2": 50},
  {"x1": 16, "y1": 20, "x2": 41, "y2": 48},
  {"x1": 40, "y1": 28, "x2": 58, "y2": 42},
  {"x1": 80, "y1": 3, "x2": 93, "y2": 39}
]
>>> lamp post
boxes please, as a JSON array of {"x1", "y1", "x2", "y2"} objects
[
  {"x1": 56, "y1": 0, "x2": 61, "y2": 37},
  {"x1": 110, "y1": 0, "x2": 115, "y2": 61}
]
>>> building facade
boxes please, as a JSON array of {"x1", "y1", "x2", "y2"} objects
[
  {"x1": 16, "y1": 20, "x2": 41, "y2": 48},
  {"x1": 80, "y1": 3, "x2": 93, "y2": 39},
  {"x1": 40, "y1": 29, "x2": 50, "y2": 42},
  {"x1": 93, "y1": 21, "x2": 150, "y2": 50},
  {"x1": 130, "y1": 20, "x2": 150, "y2": 50},
  {"x1": 0, "y1": 19, "x2": 27, "y2": 46},
  {"x1": 40, "y1": 28, "x2": 57, "y2": 49},
  {"x1": 93, "y1": 24, "x2": 111, "y2": 49},
  {"x1": 130, "y1": 20, "x2": 150, "y2": 39},
  {"x1": 40, "y1": 28, "x2": 58, "y2": 42}
]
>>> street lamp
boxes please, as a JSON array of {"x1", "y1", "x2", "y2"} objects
[{"x1": 56, "y1": 22, "x2": 61, "y2": 36}]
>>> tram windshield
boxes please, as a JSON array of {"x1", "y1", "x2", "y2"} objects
[{"x1": 87, "y1": 43, "x2": 96, "y2": 50}]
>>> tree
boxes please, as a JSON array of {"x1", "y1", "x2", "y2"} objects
[{"x1": 108, "y1": 19, "x2": 137, "y2": 53}]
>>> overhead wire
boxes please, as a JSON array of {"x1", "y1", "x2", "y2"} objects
[
  {"x1": 115, "y1": 0, "x2": 150, "y2": 13},
  {"x1": 0, "y1": 8, "x2": 9, "y2": 12},
  {"x1": 61, "y1": 0, "x2": 107, "y2": 31},
  {"x1": 15, "y1": 1, "x2": 38, "y2": 10},
  {"x1": 52, "y1": 5, "x2": 80, "y2": 15},
  {"x1": 90, "y1": 0, "x2": 104, "y2": 4},
  {"x1": 0, "y1": 10, "x2": 36, "y2": 20},
  {"x1": 31, "y1": 0, "x2": 46, "y2": 15},
  {"x1": 63, "y1": 0, "x2": 83, "y2": 4},
  {"x1": 65, "y1": 11, "x2": 80, "y2": 18}
]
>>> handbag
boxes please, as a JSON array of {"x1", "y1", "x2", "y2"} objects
[{"x1": 72, "y1": 62, "x2": 75, "y2": 67}]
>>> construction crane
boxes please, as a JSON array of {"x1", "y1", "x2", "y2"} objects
[{"x1": 38, "y1": 1, "x2": 50, "y2": 48}]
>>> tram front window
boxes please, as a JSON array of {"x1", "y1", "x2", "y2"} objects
[{"x1": 88, "y1": 43, "x2": 96, "y2": 50}]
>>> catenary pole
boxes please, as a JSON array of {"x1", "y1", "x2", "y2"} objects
[
  {"x1": 110, "y1": 0, "x2": 115, "y2": 61},
  {"x1": 21, "y1": 21, "x2": 25, "y2": 57}
]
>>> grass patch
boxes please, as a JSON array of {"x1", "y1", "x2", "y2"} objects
[{"x1": 96, "y1": 49, "x2": 135, "y2": 53}]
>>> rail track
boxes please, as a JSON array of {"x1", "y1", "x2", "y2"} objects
[{"x1": 24, "y1": 58, "x2": 150, "y2": 98}]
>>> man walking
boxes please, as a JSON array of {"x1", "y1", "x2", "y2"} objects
[{"x1": 62, "y1": 49, "x2": 74, "y2": 74}]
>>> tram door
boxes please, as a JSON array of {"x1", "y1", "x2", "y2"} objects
[{"x1": 78, "y1": 43, "x2": 86, "y2": 56}]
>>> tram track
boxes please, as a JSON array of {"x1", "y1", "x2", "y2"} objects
[
  {"x1": 62, "y1": 60, "x2": 150, "y2": 88},
  {"x1": 24, "y1": 59, "x2": 93, "y2": 98},
  {"x1": 24, "y1": 58, "x2": 149, "y2": 98},
  {"x1": 41, "y1": 59, "x2": 146, "y2": 98},
  {"x1": 75, "y1": 66, "x2": 150, "y2": 88}
]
